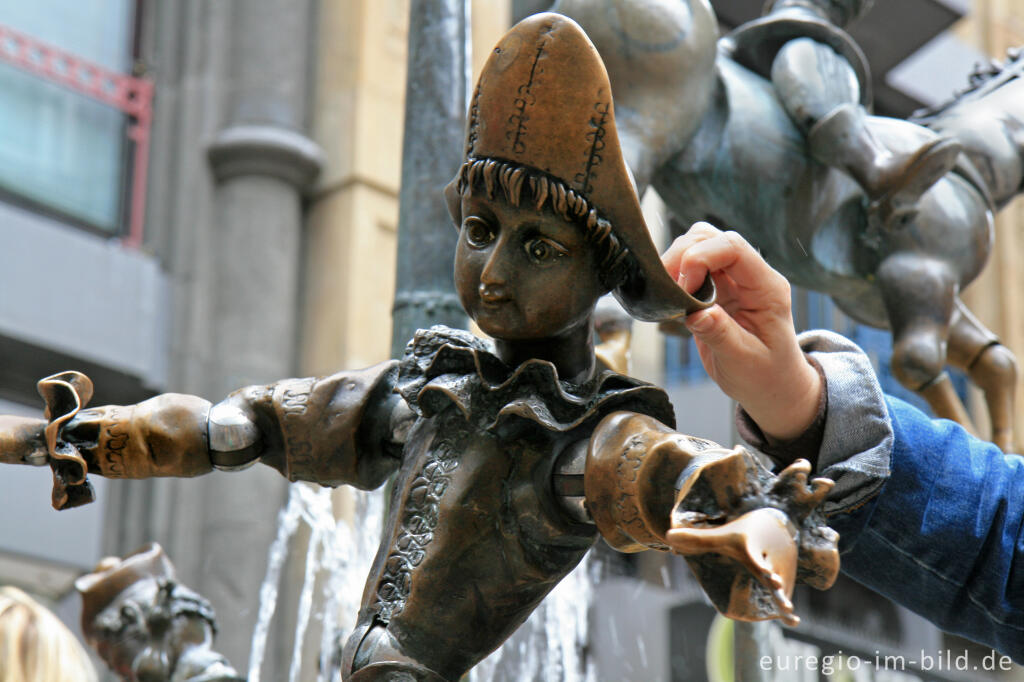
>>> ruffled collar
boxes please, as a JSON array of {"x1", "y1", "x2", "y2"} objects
[{"x1": 397, "y1": 326, "x2": 674, "y2": 433}]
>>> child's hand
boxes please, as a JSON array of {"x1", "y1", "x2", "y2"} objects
[{"x1": 661, "y1": 223, "x2": 822, "y2": 440}]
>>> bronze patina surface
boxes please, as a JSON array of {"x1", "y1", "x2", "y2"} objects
[
  {"x1": 75, "y1": 543, "x2": 243, "y2": 682},
  {"x1": 0, "y1": 14, "x2": 837, "y2": 681}
]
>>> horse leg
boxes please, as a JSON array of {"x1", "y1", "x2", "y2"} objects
[
  {"x1": 876, "y1": 254, "x2": 977, "y2": 433},
  {"x1": 946, "y1": 299, "x2": 1018, "y2": 452}
]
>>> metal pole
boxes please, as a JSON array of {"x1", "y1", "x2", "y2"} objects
[
  {"x1": 735, "y1": 620, "x2": 773, "y2": 682},
  {"x1": 391, "y1": 0, "x2": 471, "y2": 357},
  {"x1": 511, "y1": 0, "x2": 554, "y2": 23}
]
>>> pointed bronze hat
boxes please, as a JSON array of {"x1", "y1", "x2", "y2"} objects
[
  {"x1": 75, "y1": 542, "x2": 175, "y2": 642},
  {"x1": 445, "y1": 13, "x2": 713, "y2": 321}
]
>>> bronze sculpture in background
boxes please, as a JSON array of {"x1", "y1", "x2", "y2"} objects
[
  {"x1": 75, "y1": 543, "x2": 243, "y2": 682},
  {"x1": 727, "y1": 0, "x2": 962, "y2": 226},
  {"x1": 557, "y1": 0, "x2": 1024, "y2": 451},
  {"x1": 0, "y1": 15, "x2": 838, "y2": 681}
]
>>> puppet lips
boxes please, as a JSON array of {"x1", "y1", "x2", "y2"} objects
[
  {"x1": 473, "y1": 305, "x2": 520, "y2": 338},
  {"x1": 473, "y1": 290, "x2": 517, "y2": 321}
]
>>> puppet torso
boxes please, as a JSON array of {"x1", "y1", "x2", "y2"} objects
[{"x1": 344, "y1": 326, "x2": 675, "y2": 680}]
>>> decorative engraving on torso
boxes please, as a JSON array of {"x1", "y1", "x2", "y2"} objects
[{"x1": 372, "y1": 434, "x2": 459, "y2": 622}]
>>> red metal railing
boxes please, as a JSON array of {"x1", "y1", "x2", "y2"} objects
[{"x1": 0, "y1": 24, "x2": 154, "y2": 247}]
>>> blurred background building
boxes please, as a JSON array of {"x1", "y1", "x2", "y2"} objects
[{"x1": 0, "y1": 0, "x2": 1020, "y2": 680}]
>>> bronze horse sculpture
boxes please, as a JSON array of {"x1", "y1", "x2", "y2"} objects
[{"x1": 558, "y1": 0, "x2": 1024, "y2": 451}]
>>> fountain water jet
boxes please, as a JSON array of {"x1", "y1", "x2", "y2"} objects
[
  {"x1": 247, "y1": 483, "x2": 385, "y2": 682},
  {"x1": 250, "y1": 482, "x2": 600, "y2": 681}
]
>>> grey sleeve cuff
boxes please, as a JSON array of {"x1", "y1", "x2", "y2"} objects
[
  {"x1": 734, "y1": 356, "x2": 827, "y2": 464},
  {"x1": 799, "y1": 330, "x2": 893, "y2": 516}
]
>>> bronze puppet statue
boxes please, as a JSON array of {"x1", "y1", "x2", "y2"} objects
[
  {"x1": 75, "y1": 543, "x2": 243, "y2": 682},
  {"x1": 0, "y1": 15, "x2": 838, "y2": 682}
]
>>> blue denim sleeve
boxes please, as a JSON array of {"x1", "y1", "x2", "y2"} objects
[{"x1": 832, "y1": 396, "x2": 1024, "y2": 661}]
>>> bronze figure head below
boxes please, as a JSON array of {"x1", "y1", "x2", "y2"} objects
[{"x1": 75, "y1": 543, "x2": 243, "y2": 682}]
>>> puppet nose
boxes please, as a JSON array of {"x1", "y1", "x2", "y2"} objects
[
  {"x1": 479, "y1": 246, "x2": 510, "y2": 302},
  {"x1": 479, "y1": 282, "x2": 509, "y2": 302}
]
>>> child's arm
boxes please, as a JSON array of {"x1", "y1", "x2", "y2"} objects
[
  {"x1": 581, "y1": 225, "x2": 851, "y2": 625},
  {"x1": 661, "y1": 222, "x2": 822, "y2": 441},
  {"x1": 839, "y1": 396, "x2": 1024, "y2": 662},
  {"x1": 663, "y1": 225, "x2": 1024, "y2": 659},
  {"x1": 664, "y1": 223, "x2": 892, "y2": 511}
]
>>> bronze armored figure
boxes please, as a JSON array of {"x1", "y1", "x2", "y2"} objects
[{"x1": 0, "y1": 14, "x2": 838, "y2": 681}]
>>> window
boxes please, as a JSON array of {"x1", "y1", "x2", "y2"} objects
[{"x1": 0, "y1": 1, "x2": 136, "y2": 234}]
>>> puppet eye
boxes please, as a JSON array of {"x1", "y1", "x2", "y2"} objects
[
  {"x1": 463, "y1": 218, "x2": 495, "y2": 247},
  {"x1": 525, "y1": 237, "x2": 567, "y2": 264}
]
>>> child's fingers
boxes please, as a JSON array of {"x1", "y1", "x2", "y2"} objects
[
  {"x1": 685, "y1": 305, "x2": 762, "y2": 362},
  {"x1": 661, "y1": 221, "x2": 721, "y2": 282},
  {"x1": 675, "y1": 231, "x2": 786, "y2": 298},
  {"x1": 676, "y1": 264, "x2": 710, "y2": 296}
]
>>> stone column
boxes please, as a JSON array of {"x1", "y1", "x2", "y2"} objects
[
  {"x1": 193, "y1": 0, "x2": 324, "y2": 672},
  {"x1": 110, "y1": 0, "x2": 324, "y2": 676}
]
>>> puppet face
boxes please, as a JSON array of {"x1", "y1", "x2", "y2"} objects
[
  {"x1": 91, "y1": 582, "x2": 216, "y2": 682},
  {"x1": 455, "y1": 192, "x2": 605, "y2": 342}
]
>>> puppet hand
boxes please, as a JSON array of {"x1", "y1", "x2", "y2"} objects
[
  {"x1": 0, "y1": 413, "x2": 48, "y2": 466},
  {"x1": 0, "y1": 416, "x2": 49, "y2": 466},
  {"x1": 661, "y1": 223, "x2": 821, "y2": 441},
  {"x1": 667, "y1": 507, "x2": 800, "y2": 626},
  {"x1": 771, "y1": 459, "x2": 834, "y2": 518}
]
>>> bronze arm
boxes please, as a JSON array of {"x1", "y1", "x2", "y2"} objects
[
  {"x1": 0, "y1": 362, "x2": 404, "y2": 510},
  {"x1": 0, "y1": 371, "x2": 217, "y2": 509},
  {"x1": 582, "y1": 411, "x2": 839, "y2": 625}
]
